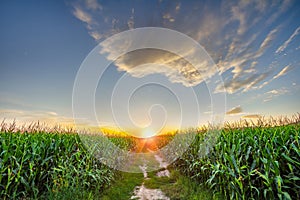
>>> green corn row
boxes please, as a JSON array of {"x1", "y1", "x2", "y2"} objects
[
  {"x1": 0, "y1": 131, "x2": 115, "y2": 199},
  {"x1": 173, "y1": 124, "x2": 300, "y2": 200},
  {"x1": 108, "y1": 136, "x2": 137, "y2": 150}
]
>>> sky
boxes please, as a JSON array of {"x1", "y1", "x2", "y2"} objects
[{"x1": 0, "y1": 0, "x2": 300, "y2": 136}]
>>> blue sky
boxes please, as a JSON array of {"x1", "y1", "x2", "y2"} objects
[{"x1": 0, "y1": 0, "x2": 300, "y2": 133}]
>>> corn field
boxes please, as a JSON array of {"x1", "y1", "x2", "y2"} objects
[
  {"x1": 0, "y1": 122, "x2": 115, "y2": 199},
  {"x1": 1, "y1": 114, "x2": 300, "y2": 199},
  {"x1": 173, "y1": 115, "x2": 300, "y2": 199}
]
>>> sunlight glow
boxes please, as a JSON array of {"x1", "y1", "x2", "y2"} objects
[{"x1": 142, "y1": 129, "x2": 157, "y2": 138}]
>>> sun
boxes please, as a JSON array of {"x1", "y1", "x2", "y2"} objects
[{"x1": 142, "y1": 129, "x2": 157, "y2": 138}]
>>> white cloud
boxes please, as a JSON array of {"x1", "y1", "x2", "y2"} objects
[
  {"x1": 263, "y1": 87, "x2": 289, "y2": 102},
  {"x1": 267, "y1": 0, "x2": 292, "y2": 25},
  {"x1": 193, "y1": 12, "x2": 225, "y2": 43},
  {"x1": 216, "y1": 26, "x2": 279, "y2": 93},
  {"x1": 213, "y1": 20, "x2": 283, "y2": 94},
  {"x1": 109, "y1": 48, "x2": 210, "y2": 87},
  {"x1": 127, "y1": 8, "x2": 135, "y2": 29},
  {"x1": 70, "y1": 0, "x2": 296, "y2": 94},
  {"x1": 259, "y1": 28, "x2": 278, "y2": 54},
  {"x1": 273, "y1": 65, "x2": 292, "y2": 79},
  {"x1": 254, "y1": 1, "x2": 267, "y2": 12},
  {"x1": 175, "y1": 3, "x2": 181, "y2": 12},
  {"x1": 85, "y1": 0, "x2": 102, "y2": 11},
  {"x1": 0, "y1": 109, "x2": 72, "y2": 125},
  {"x1": 73, "y1": 6, "x2": 93, "y2": 24},
  {"x1": 163, "y1": 13, "x2": 175, "y2": 22},
  {"x1": 242, "y1": 114, "x2": 261, "y2": 119},
  {"x1": 215, "y1": 72, "x2": 269, "y2": 94},
  {"x1": 276, "y1": 26, "x2": 300, "y2": 53},
  {"x1": 257, "y1": 65, "x2": 292, "y2": 90},
  {"x1": 203, "y1": 111, "x2": 212, "y2": 114},
  {"x1": 46, "y1": 111, "x2": 58, "y2": 116},
  {"x1": 89, "y1": 31, "x2": 102, "y2": 40},
  {"x1": 226, "y1": 106, "x2": 243, "y2": 115},
  {"x1": 0, "y1": 109, "x2": 25, "y2": 116},
  {"x1": 161, "y1": 2, "x2": 182, "y2": 24},
  {"x1": 243, "y1": 73, "x2": 269, "y2": 92},
  {"x1": 266, "y1": 88, "x2": 289, "y2": 95},
  {"x1": 267, "y1": 90, "x2": 279, "y2": 95},
  {"x1": 231, "y1": 6, "x2": 247, "y2": 35},
  {"x1": 71, "y1": 1, "x2": 139, "y2": 42}
]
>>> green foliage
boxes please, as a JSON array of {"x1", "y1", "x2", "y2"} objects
[
  {"x1": 1, "y1": 118, "x2": 299, "y2": 199},
  {"x1": 100, "y1": 172, "x2": 144, "y2": 200},
  {"x1": 0, "y1": 132, "x2": 114, "y2": 199},
  {"x1": 173, "y1": 124, "x2": 300, "y2": 199},
  {"x1": 144, "y1": 169, "x2": 220, "y2": 200},
  {"x1": 108, "y1": 136, "x2": 137, "y2": 150}
]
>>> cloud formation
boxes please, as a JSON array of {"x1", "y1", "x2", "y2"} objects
[
  {"x1": 112, "y1": 49, "x2": 208, "y2": 87},
  {"x1": 242, "y1": 114, "x2": 261, "y2": 119},
  {"x1": 276, "y1": 26, "x2": 300, "y2": 53},
  {"x1": 273, "y1": 65, "x2": 292, "y2": 79},
  {"x1": 73, "y1": 6, "x2": 92, "y2": 24},
  {"x1": 70, "y1": 0, "x2": 296, "y2": 93},
  {"x1": 0, "y1": 109, "x2": 68, "y2": 124},
  {"x1": 226, "y1": 106, "x2": 243, "y2": 115},
  {"x1": 259, "y1": 28, "x2": 278, "y2": 55},
  {"x1": 215, "y1": 72, "x2": 269, "y2": 94},
  {"x1": 263, "y1": 87, "x2": 289, "y2": 102},
  {"x1": 214, "y1": 26, "x2": 282, "y2": 93},
  {"x1": 258, "y1": 65, "x2": 293, "y2": 90},
  {"x1": 85, "y1": 0, "x2": 102, "y2": 11}
]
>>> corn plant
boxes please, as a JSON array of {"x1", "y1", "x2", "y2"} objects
[
  {"x1": 0, "y1": 129, "x2": 116, "y2": 199},
  {"x1": 173, "y1": 115, "x2": 300, "y2": 200}
]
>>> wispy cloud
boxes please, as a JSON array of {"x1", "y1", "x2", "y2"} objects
[
  {"x1": 226, "y1": 106, "x2": 243, "y2": 115},
  {"x1": 203, "y1": 111, "x2": 212, "y2": 114},
  {"x1": 259, "y1": 28, "x2": 278, "y2": 55},
  {"x1": 73, "y1": 6, "x2": 93, "y2": 24},
  {"x1": 70, "y1": 0, "x2": 298, "y2": 94},
  {"x1": 46, "y1": 111, "x2": 58, "y2": 116},
  {"x1": 0, "y1": 109, "x2": 25, "y2": 116},
  {"x1": 242, "y1": 73, "x2": 270, "y2": 92},
  {"x1": 100, "y1": 45, "x2": 213, "y2": 87},
  {"x1": 215, "y1": 72, "x2": 269, "y2": 94},
  {"x1": 89, "y1": 31, "x2": 102, "y2": 40},
  {"x1": 85, "y1": 0, "x2": 102, "y2": 11},
  {"x1": 231, "y1": 6, "x2": 247, "y2": 35},
  {"x1": 258, "y1": 65, "x2": 293, "y2": 89},
  {"x1": 263, "y1": 87, "x2": 289, "y2": 102},
  {"x1": 266, "y1": 0, "x2": 292, "y2": 25},
  {"x1": 175, "y1": 3, "x2": 181, "y2": 12},
  {"x1": 71, "y1": 0, "x2": 119, "y2": 41},
  {"x1": 163, "y1": 13, "x2": 175, "y2": 22},
  {"x1": 215, "y1": 26, "x2": 280, "y2": 93},
  {"x1": 242, "y1": 114, "x2": 261, "y2": 119},
  {"x1": 0, "y1": 109, "x2": 76, "y2": 125},
  {"x1": 273, "y1": 65, "x2": 292, "y2": 79},
  {"x1": 127, "y1": 8, "x2": 135, "y2": 29},
  {"x1": 72, "y1": 4, "x2": 104, "y2": 41},
  {"x1": 276, "y1": 26, "x2": 300, "y2": 53}
]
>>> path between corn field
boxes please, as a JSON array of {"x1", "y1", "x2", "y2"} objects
[
  {"x1": 100, "y1": 142, "x2": 217, "y2": 200},
  {"x1": 130, "y1": 154, "x2": 170, "y2": 200}
]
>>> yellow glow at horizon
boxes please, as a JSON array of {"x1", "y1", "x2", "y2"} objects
[{"x1": 142, "y1": 129, "x2": 157, "y2": 138}]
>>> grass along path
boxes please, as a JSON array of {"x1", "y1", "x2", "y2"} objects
[
  {"x1": 130, "y1": 155, "x2": 170, "y2": 200},
  {"x1": 101, "y1": 154, "x2": 219, "y2": 200}
]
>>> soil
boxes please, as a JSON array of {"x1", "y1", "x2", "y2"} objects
[{"x1": 130, "y1": 154, "x2": 170, "y2": 200}]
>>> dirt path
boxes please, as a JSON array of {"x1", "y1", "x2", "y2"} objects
[
  {"x1": 130, "y1": 154, "x2": 170, "y2": 200},
  {"x1": 101, "y1": 152, "x2": 216, "y2": 200}
]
